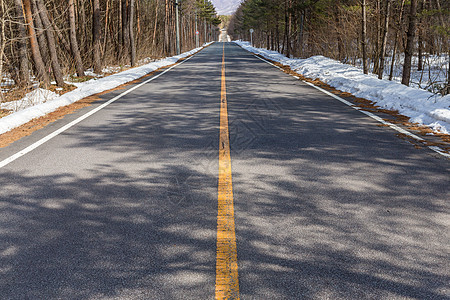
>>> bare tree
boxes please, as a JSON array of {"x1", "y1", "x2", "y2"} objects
[
  {"x1": 92, "y1": 0, "x2": 102, "y2": 73},
  {"x1": 68, "y1": 0, "x2": 85, "y2": 76},
  {"x1": 361, "y1": 0, "x2": 368, "y2": 74},
  {"x1": 31, "y1": 0, "x2": 49, "y2": 66},
  {"x1": 434, "y1": 0, "x2": 449, "y2": 94},
  {"x1": 378, "y1": 0, "x2": 391, "y2": 79},
  {"x1": 334, "y1": 0, "x2": 343, "y2": 61},
  {"x1": 0, "y1": 0, "x2": 7, "y2": 100},
  {"x1": 22, "y1": 0, "x2": 49, "y2": 85},
  {"x1": 152, "y1": 0, "x2": 159, "y2": 48},
  {"x1": 389, "y1": 0, "x2": 405, "y2": 81},
  {"x1": 373, "y1": 0, "x2": 381, "y2": 75},
  {"x1": 36, "y1": 0, "x2": 65, "y2": 86},
  {"x1": 1, "y1": 0, "x2": 221, "y2": 91},
  {"x1": 13, "y1": 0, "x2": 30, "y2": 86},
  {"x1": 129, "y1": 0, "x2": 136, "y2": 66},
  {"x1": 122, "y1": 0, "x2": 130, "y2": 60},
  {"x1": 402, "y1": 0, "x2": 418, "y2": 86}
]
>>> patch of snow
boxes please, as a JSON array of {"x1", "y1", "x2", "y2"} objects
[
  {"x1": 350, "y1": 53, "x2": 448, "y2": 94},
  {"x1": 1, "y1": 76, "x2": 15, "y2": 93},
  {"x1": 1, "y1": 77, "x2": 14, "y2": 87},
  {"x1": 0, "y1": 44, "x2": 210, "y2": 135},
  {"x1": 0, "y1": 88, "x2": 59, "y2": 112},
  {"x1": 235, "y1": 40, "x2": 450, "y2": 134}
]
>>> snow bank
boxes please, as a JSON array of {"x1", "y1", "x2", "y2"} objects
[
  {"x1": 235, "y1": 41, "x2": 450, "y2": 134},
  {"x1": 1, "y1": 89, "x2": 59, "y2": 112},
  {"x1": 0, "y1": 44, "x2": 209, "y2": 135}
]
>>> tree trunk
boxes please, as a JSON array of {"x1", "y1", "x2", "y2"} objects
[
  {"x1": 276, "y1": 18, "x2": 280, "y2": 53},
  {"x1": 434, "y1": 0, "x2": 449, "y2": 94},
  {"x1": 417, "y1": 27, "x2": 423, "y2": 71},
  {"x1": 373, "y1": 0, "x2": 381, "y2": 74},
  {"x1": 36, "y1": 0, "x2": 65, "y2": 86},
  {"x1": 424, "y1": 0, "x2": 434, "y2": 54},
  {"x1": 417, "y1": 0, "x2": 425, "y2": 71},
  {"x1": 122, "y1": 0, "x2": 130, "y2": 59},
  {"x1": 164, "y1": 0, "x2": 170, "y2": 55},
  {"x1": 129, "y1": 0, "x2": 136, "y2": 66},
  {"x1": 335, "y1": 0, "x2": 343, "y2": 61},
  {"x1": 282, "y1": 0, "x2": 289, "y2": 56},
  {"x1": 117, "y1": 0, "x2": 122, "y2": 58},
  {"x1": 103, "y1": 0, "x2": 110, "y2": 57},
  {"x1": 79, "y1": 0, "x2": 87, "y2": 51},
  {"x1": 136, "y1": 0, "x2": 140, "y2": 37},
  {"x1": 13, "y1": 0, "x2": 30, "y2": 86},
  {"x1": 299, "y1": 12, "x2": 304, "y2": 57},
  {"x1": 31, "y1": 0, "x2": 49, "y2": 67},
  {"x1": 378, "y1": 0, "x2": 391, "y2": 79},
  {"x1": 361, "y1": 0, "x2": 368, "y2": 74},
  {"x1": 389, "y1": 0, "x2": 405, "y2": 81},
  {"x1": 68, "y1": 0, "x2": 84, "y2": 76},
  {"x1": 401, "y1": 0, "x2": 418, "y2": 86},
  {"x1": 152, "y1": 0, "x2": 159, "y2": 48},
  {"x1": 288, "y1": 1, "x2": 293, "y2": 55},
  {"x1": 0, "y1": 0, "x2": 6, "y2": 100},
  {"x1": 204, "y1": 20, "x2": 207, "y2": 44},
  {"x1": 51, "y1": 22, "x2": 72, "y2": 55},
  {"x1": 92, "y1": 0, "x2": 102, "y2": 73},
  {"x1": 22, "y1": 0, "x2": 50, "y2": 85}
]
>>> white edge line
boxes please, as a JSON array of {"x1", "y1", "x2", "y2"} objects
[
  {"x1": 0, "y1": 53, "x2": 197, "y2": 169},
  {"x1": 253, "y1": 53, "x2": 450, "y2": 159}
]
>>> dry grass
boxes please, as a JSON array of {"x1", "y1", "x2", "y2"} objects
[
  {"x1": 0, "y1": 109, "x2": 11, "y2": 118},
  {"x1": 1, "y1": 87, "x2": 33, "y2": 105}
]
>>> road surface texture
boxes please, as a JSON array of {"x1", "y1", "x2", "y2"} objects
[{"x1": 0, "y1": 42, "x2": 449, "y2": 299}]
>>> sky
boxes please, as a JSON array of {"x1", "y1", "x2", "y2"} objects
[{"x1": 210, "y1": 0, "x2": 242, "y2": 15}]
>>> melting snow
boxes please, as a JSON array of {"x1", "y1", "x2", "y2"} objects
[{"x1": 1, "y1": 88, "x2": 59, "y2": 112}]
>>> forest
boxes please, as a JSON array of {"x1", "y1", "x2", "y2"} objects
[
  {"x1": 0, "y1": 0, "x2": 221, "y2": 98},
  {"x1": 228, "y1": 0, "x2": 449, "y2": 94}
]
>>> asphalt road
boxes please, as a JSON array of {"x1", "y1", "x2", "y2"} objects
[{"x1": 0, "y1": 42, "x2": 449, "y2": 299}]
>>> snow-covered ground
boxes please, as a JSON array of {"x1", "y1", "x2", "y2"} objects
[
  {"x1": 0, "y1": 77, "x2": 15, "y2": 93},
  {"x1": 235, "y1": 41, "x2": 450, "y2": 134},
  {"x1": 0, "y1": 44, "x2": 211, "y2": 135},
  {"x1": 0, "y1": 89, "x2": 59, "y2": 112},
  {"x1": 345, "y1": 54, "x2": 448, "y2": 94}
]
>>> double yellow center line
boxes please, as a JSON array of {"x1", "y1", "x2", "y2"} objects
[{"x1": 215, "y1": 44, "x2": 240, "y2": 299}]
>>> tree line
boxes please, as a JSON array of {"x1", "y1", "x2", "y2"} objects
[
  {"x1": 228, "y1": 0, "x2": 449, "y2": 94},
  {"x1": 0, "y1": 0, "x2": 221, "y2": 94}
]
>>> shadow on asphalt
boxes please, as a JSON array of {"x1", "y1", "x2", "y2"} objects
[
  {"x1": 0, "y1": 43, "x2": 448, "y2": 299},
  {"x1": 224, "y1": 44, "x2": 450, "y2": 299}
]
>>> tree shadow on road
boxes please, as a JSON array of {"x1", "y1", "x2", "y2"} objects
[
  {"x1": 1, "y1": 43, "x2": 449, "y2": 299},
  {"x1": 0, "y1": 164, "x2": 218, "y2": 299},
  {"x1": 224, "y1": 53, "x2": 450, "y2": 299}
]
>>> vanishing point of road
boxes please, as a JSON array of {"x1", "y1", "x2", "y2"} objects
[{"x1": 0, "y1": 42, "x2": 449, "y2": 299}]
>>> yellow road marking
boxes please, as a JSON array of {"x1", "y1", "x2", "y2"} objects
[{"x1": 215, "y1": 44, "x2": 240, "y2": 299}]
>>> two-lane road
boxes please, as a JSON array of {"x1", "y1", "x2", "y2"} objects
[{"x1": 0, "y1": 43, "x2": 448, "y2": 299}]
